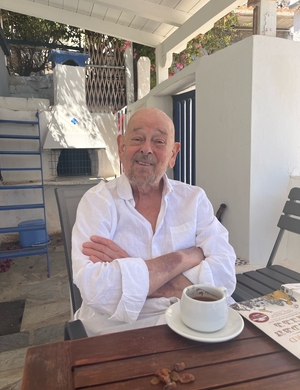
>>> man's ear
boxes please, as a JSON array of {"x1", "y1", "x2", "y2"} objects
[
  {"x1": 117, "y1": 134, "x2": 125, "y2": 161},
  {"x1": 168, "y1": 142, "x2": 181, "y2": 169}
]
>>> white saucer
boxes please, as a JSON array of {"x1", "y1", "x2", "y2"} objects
[{"x1": 165, "y1": 302, "x2": 244, "y2": 343}]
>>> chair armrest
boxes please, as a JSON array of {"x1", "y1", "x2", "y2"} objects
[{"x1": 64, "y1": 319, "x2": 88, "y2": 340}]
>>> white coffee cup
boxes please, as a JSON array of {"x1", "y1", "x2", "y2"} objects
[{"x1": 180, "y1": 284, "x2": 228, "y2": 332}]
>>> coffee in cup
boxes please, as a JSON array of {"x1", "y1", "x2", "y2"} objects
[{"x1": 180, "y1": 284, "x2": 228, "y2": 332}]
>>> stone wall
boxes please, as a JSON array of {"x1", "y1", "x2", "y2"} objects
[{"x1": 9, "y1": 74, "x2": 54, "y2": 105}]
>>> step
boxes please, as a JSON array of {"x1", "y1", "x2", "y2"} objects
[
  {"x1": 0, "y1": 203, "x2": 44, "y2": 211},
  {"x1": 0, "y1": 224, "x2": 46, "y2": 234},
  {"x1": 0, "y1": 134, "x2": 39, "y2": 140},
  {"x1": 0, "y1": 151, "x2": 40, "y2": 155},
  {"x1": 0, "y1": 246, "x2": 48, "y2": 259},
  {"x1": 0, "y1": 167, "x2": 42, "y2": 171},
  {"x1": 0, "y1": 185, "x2": 43, "y2": 190},
  {"x1": 0, "y1": 119, "x2": 38, "y2": 125}
]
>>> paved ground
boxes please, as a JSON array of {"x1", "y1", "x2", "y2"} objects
[{"x1": 0, "y1": 234, "x2": 69, "y2": 390}]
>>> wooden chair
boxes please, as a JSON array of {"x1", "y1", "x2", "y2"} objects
[
  {"x1": 55, "y1": 183, "x2": 97, "y2": 339},
  {"x1": 232, "y1": 187, "x2": 300, "y2": 302}
]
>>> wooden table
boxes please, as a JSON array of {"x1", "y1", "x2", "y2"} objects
[{"x1": 22, "y1": 320, "x2": 300, "y2": 390}]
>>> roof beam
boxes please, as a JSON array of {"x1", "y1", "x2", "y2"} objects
[
  {"x1": 188, "y1": 0, "x2": 211, "y2": 13},
  {"x1": 158, "y1": 0, "x2": 246, "y2": 65},
  {"x1": 0, "y1": 0, "x2": 162, "y2": 46},
  {"x1": 85, "y1": 0, "x2": 189, "y2": 27}
]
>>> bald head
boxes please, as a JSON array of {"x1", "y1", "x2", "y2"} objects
[{"x1": 125, "y1": 108, "x2": 175, "y2": 141}]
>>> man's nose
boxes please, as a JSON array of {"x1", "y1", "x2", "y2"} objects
[{"x1": 140, "y1": 140, "x2": 153, "y2": 154}]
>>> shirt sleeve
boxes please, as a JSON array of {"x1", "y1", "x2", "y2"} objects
[
  {"x1": 72, "y1": 186, "x2": 149, "y2": 324},
  {"x1": 183, "y1": 190, "x2": 236, "y2": 300}
]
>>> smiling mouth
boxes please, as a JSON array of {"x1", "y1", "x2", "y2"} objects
[{"x1": 136, "y1": 160, "x2": 153, "y2": 166}]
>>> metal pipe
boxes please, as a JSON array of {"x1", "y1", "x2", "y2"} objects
[{"x1": 85, "y1": 64, "x2": 125, "y2": 69}]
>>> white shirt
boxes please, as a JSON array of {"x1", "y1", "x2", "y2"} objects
[{"x1": 72, "y1": 174, "x2": 236, "y2": 336}]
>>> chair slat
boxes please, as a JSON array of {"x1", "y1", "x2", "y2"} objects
[
  {"x1": 282, "y1": 200, "x2": 300, "y2": 217},
  {"x1": 242, "y1": 270, "x2": 282, "y2": 291},
  {"x1": 233, "y1": 266, "x2": 300, "y2": 302},
  {"x1": 232, "y1": 284, "x2": 261, "y2": 302},
  {"x1": 288, "y1": 187, "x2": 300, "y2": 200},
  {"x1": 256, "y1": 267, "x2": 300, "y2": 283},
  {"x1": 269, "y1": 265, "x2": 300, "y2": 281},
  {"x1": 277, "y1": 214, "x2": 300, "y2": 234},
  {"x1": 236, "y1": 274, "x2": 274, "y2": 295}
]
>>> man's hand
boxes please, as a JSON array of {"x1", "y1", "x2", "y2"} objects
[
  {"x1": 146, "y1": 246, "x2": 204, "y2": 295},
  {"x1": 148, "y1": 274, "x2": 192, "y2": 299},
  {"x1": 82, "y1": 236, "x2": 129, "y2": 263}
]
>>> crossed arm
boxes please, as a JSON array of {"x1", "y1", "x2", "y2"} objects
[{"x1": 82, "y1": 235, "x2": 205, "y2": 299}]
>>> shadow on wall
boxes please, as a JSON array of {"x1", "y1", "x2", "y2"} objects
[
  {"x1": 43, "y1": 65, "x2": 106, "y2": 150},
  {"x1": 93, "y1": 113, "x2": 120, "y2": 177}
]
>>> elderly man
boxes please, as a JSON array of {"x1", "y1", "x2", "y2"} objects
[{"x1": 72, "y1": 108, "x2": 236, "y2": 336}]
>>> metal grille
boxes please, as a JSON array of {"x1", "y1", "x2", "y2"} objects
[
  {"x1": 49, "y1": 149, "x2": 98, "y2": 176},
  {"x1": 85, "y1": 32, "x2": 126, "y2": 113}
]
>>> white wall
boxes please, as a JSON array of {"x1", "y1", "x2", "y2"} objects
[
  {"x1": 250, "y1": 37, "x2": 300, "y2": 264},
  {"x1": 196, "y1": 35, "x2": 300, "y2": 264},
  {"x1": 92, "y1": 113, "x2": 120, "y2": 177},
  {"x1": 196, "y1": 37, "x2": 253, "y2": 259}
]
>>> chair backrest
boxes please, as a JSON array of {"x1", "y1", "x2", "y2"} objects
[
  {"x1": 267, "y1": 187, "x2": 300, "y2": 266},
  {"x1": 55, "y1": 183, "x2": 97, "y2": 315}
]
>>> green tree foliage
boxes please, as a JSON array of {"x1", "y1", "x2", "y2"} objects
[{"x1": 1, "y1": 10, "x2": 83, "y2": 76}]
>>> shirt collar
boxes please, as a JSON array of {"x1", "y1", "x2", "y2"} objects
[
  {"x1": 117, "y1": 174, "x2": 134, "y2": 200},
  {"x1": 117, "y1": 173, "x2": 173, "y2": 201}
]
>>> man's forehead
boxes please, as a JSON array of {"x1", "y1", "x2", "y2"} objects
[
  {"x1": 131, "y1": 127, "x2": 168, "y2": 136},
  {"x1": 126, "y1": 109, "x2": 175, "y2": 139}
]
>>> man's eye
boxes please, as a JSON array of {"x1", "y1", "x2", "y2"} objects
[{"x1": 154, "y1": 139, "x2": 165, "y2": 145}]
